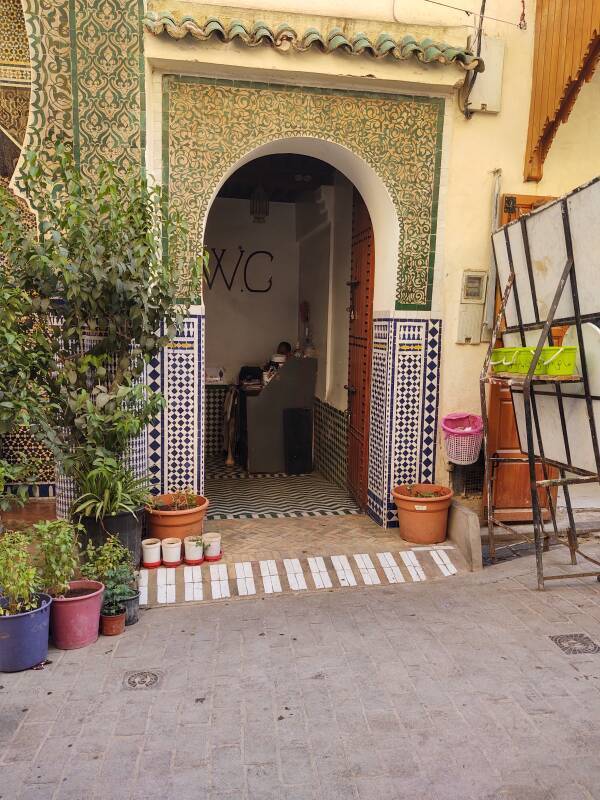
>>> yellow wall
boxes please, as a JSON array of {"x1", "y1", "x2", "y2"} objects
[{"x1": 144, "y1": 0, "x2": 598, "y2": 484}]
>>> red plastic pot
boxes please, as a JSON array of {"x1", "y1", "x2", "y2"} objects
[{"x1": 50, "y1": 580, "x2": 104, "y2": 650}]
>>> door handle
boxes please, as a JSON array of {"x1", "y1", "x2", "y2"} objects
[{"x1": 344, "y1": 384, "x2": 357, "y2": 395}]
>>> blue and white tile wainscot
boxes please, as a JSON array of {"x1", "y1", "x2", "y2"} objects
[
  {"x1": 147, "y1": 306, "x2": 205, "y2": 495},
  {"x1": 367, "y1": 316, "x2": 442, "y2": 528}
]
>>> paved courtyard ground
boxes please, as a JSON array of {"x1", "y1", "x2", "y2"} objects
[{"x1": 3, "y1": 545, "x2": 600, "y2": 800}]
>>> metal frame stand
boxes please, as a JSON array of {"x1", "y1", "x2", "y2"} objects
[{"x1": 480, "y1": 198, "x2": 600, "y2": 589}]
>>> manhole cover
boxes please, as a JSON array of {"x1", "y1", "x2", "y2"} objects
[
  {"x1": 123, "y1": 670, "x2": 162, "y2": 690},
  {"x1": 550, "y1": 633, "x2": 600, "y2": 655}
]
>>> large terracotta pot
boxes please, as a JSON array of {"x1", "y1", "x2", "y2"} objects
[
  {"x1": 146, "y1": 495, "x2": 209, "y2": 541},
  {"x1": 392, "y1": 484, "x2": 453, "y2": 545},
  {"x1": 50, "y1": 580, "x2": 104, "y2": 650}
]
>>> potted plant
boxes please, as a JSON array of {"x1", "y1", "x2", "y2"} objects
[
  {"x1": 392, "y1": 483, "x2": 454, "y2": 545},
  {"x1": 183, "y1": 534, "x2": 204, "y2": 565},
  {"x1": 203, "y1": 532, "x2": 222, "y2": 562},
  {"x1": 161, "y1": 538, "x2": 183, "y2": 567},
  {"x1": 0, "y1": 530, "x2": 52, "y2": 672},
  {"x1": 0, "y1": 145, "x2": 205, "y2": 524},
  {"x1": 100, "y1": 564, "x2": 133, "y2": 636},
  {"x1": 147, "y1": 489, "x2": 209, "y2": 541},
  {"x1": 72, "y1": 454, "x2": 150, "y2": 568},
  {"x1": 80, "y1": 535, "x2": 139, "y2": 626},
  {"x1": 33, "y1": 520, "x2": 104, "y2": 649},
  {"x1": 141, "y1": 538, "x2": 161, "y2": 569}
]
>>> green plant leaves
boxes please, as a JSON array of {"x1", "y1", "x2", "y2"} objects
[{"x1": 0, "y1": 143, "x2": 205, "y2": 492}]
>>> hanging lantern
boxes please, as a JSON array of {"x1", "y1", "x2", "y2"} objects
[{"x1": 250, "y1": 185, "x2": 269, "y2": 223}]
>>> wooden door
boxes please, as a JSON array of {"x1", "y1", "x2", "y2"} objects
[
  {"x1": 487, "y1": 193, "x2": 557, "y2": 521},
  {"x1": 347, "y1": 192, "x2": 374, "y2": 508}
]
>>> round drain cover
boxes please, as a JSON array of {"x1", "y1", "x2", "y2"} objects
[{"x1": 125, "y1": 670, "x2": 160, "y2": 689}]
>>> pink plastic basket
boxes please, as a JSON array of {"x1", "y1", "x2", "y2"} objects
[{"x1": 441, "y1": 413, "x2": 483, "y2": 466}]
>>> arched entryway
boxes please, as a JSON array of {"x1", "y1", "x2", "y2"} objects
[
  {"x1": 150, "y1": 76, "x2": 445, "y2": 527},
  {"x1": 201, "y1": 151, "x2": 376, "y2": 519}
]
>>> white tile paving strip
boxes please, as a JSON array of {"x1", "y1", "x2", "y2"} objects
[
  {"x1": 377, "y1": 552, "x2": 405, "y2": 583},
  {"x1": 184, "y1": 565, "x2": 203, "y2": 601},
  {"x1": 235, "y1": 561, "x2": 256, "y2": 596},
  {"x1": 283, "y1": 558, "x2": 308, "y2": 591},
  {"x1": 400, "y1": 550, "x2": 427, "y2": 582},
  {"x1": 259, "y1": 559, "x2": 282, "y2": 594},
  {"x1": 156, "y1": 567, "x2": 177, "y2": 604},
  {"x1": 430, "y1": 548, "x2": 458, "y2": 577},
  {"x1": 331, "y1": 555, "x2": 357, "y2": 587},
  {"x1": 138, "y1": 568, "x2": 148, "y2": 606},
  {"x1": 210, "y1": 563, "x2": 230, "y2": 599},
  {"x1": 307, "y1": 556, "x2": 333, "y2": 589},
  {"x1": 353, "y1": 553, "x2": 381, "y2": 585},
  {"x1": 140, "y1": 547, "x2": 464, "y2": 605}
]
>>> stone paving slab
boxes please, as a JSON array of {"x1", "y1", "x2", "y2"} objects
[{"x1": 3, "y1": 546, "x2": 600, "y2": 798}]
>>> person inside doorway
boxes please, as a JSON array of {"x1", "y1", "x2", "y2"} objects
[{"x1": 276, "y1": 341, "x2": 292, "y2": 359}]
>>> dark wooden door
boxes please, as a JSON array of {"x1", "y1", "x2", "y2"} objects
[
  {"x1": 347, "y1": 191, "x2": 374, "y2": 508},
  {"x1": 487, "y1": 193, "x2": 557, "y2": 521}
]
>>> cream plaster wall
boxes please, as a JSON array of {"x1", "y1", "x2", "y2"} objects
[
  {"x1": 298, "y1": 222, "x2": 331, "y2": 400},
  {"x1": 204, "y1": 198, "x2": 299, "y2": 380},
  {"x1": 144, "y1": 0, "x2": 598, "y2": 486}
]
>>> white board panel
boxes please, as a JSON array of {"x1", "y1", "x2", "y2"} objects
[
  {"x1": 525, "y1": 202, "x2": 573, "y2": 323},
  {"x1": 492, "y1": 229, "x2": 519, "y2": 327},
  {"x1": 567, "y1": 179, "x2": 600, "y2": 318},
  {"x1": 507, "y1": 222, "x2": 537, "y2": 325},
  {"x1": 512, "y1": 390, "x2": 600, "y2": 473}
]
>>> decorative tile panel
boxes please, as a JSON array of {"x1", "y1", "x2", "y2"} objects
[
  {"x1": 0, "y1": 85, "x2": 30, "y2": 145},
  {"x1": 205, "y1": 385, "x2": 227, "y2": 457},
  {"x1": 147, "y1": 309, "x2": 205, "y2": 496},
  {"x1": 314, "y1": 397, "x2": 348, "y2": 488},
  {"x1": 165, "y1": 76, "x2": 444, "y2": 309},
  {"x1": 16, "y1": 0, "x2": 73, "y2": 193},
  {"x1": 0, "y1": 0, "x2": 30, "y2": 69},
  {"x1": 367, "y1": 320, "x2": 394, "y2": 526},
  {"x1": 73, "y1": 0, "x2": 146, "y2": 175},
  {"x1": 367, "y1": 316, "x2": 442, "y2": 528},
  {"x1": 16, "y1": 0, "x2": 145, "y2": 192}
]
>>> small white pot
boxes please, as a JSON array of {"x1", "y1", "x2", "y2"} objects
[
  {"x1": 184, "y1": 536, "x2": 204, "y2": 563},
  {"x1": 141, "y1": 538, "x2": 161, "y2": 566},
  {"x1": 162, "y1": 537, "x2": 182, "y2": 565},
  {"x1": 204, "y1": 533, "x2": 222, "y2": 558}
]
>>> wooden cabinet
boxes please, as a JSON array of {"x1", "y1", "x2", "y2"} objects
[{"x1": 486, "y1": 193, "x2": 557, "y2": 521}]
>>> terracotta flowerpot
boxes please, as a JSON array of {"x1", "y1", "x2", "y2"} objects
[
  {"x1": 392, "y1": 484, "x2": 453, "y2": 545},
  {"x1": 101, "y1": 612, "x2": 126, "y2": 636},
  {"x1": 184, "y1": 536, "x2": 204, "y2": 565},
  {"x1": 50, "y1": 580, "x2": 104, "y2": 650},
  {"x1": 146, "y1": 494, "x2": 209, "y2": 541},
  {"x1": 162, "y1": 537, "x2": 182, "y2": 567},
  {"x1": 141, "y1": 538, "x2": 161, "y2": 568},
  {"x1": 203, "y1": 533, "x2": 222, "y2": 561}
]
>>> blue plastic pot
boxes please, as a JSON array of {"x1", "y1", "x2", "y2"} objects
[{"x1": 0, "y1": 594, "x2": 52, "y2": 672}]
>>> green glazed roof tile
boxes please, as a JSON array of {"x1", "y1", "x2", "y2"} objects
[{"x1": 144, "y1": 9, "x2": 484, "y2": 71}]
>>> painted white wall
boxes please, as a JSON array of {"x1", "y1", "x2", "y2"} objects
[
  {"x1": 204, "y1": 198, "x2": 299, "y2": 381},
  {"x1": 298, "y1": 222, "x2": 331, "y2": 400},
  {"x1": 295, "y1": 179, "x2": 354, "y2": 410},
  {"x1": 327, "y1": 173, "x2": 353, "y2": 411}
]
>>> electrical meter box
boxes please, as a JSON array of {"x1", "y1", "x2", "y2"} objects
[
  {"x1": 457, "y1": 270, "x2": 488, "y2": 344},
  {"x1": 467, "y1": 35, "x2": 505, "y2": 114}
]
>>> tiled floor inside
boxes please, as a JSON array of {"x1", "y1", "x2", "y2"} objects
[
  {"x1": 140, "y1": 516, "x2": 468, "y2": 607},
  {"x1": 205, "y1": 454, "x2": 360, "y2": 519}
]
